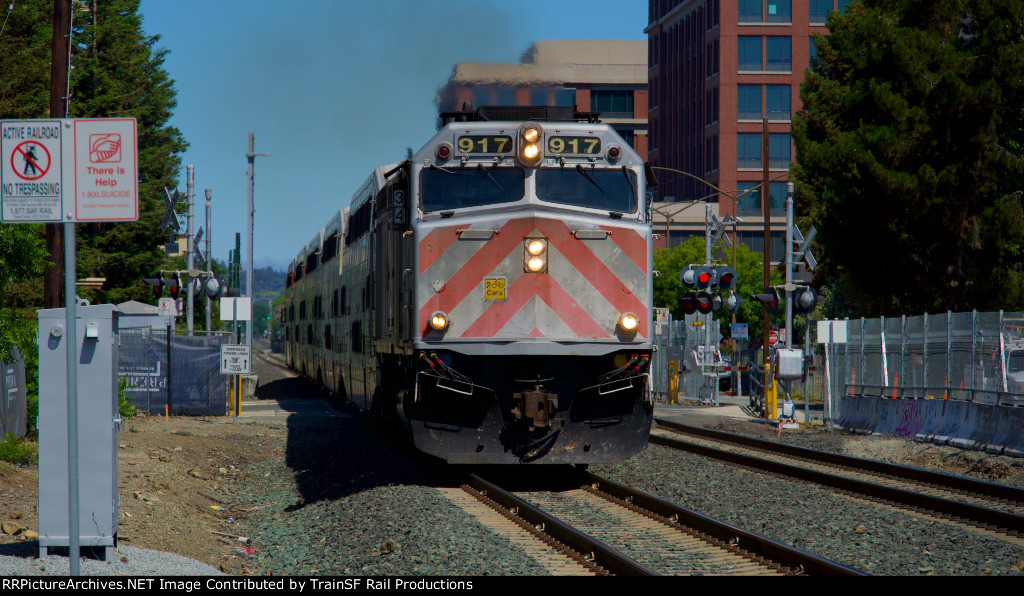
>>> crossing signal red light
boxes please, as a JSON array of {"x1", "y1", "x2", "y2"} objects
[
  {"x1": 695, "y1": 293, "x2": 713, "y2": 314},
  {"x1": 164, "y1": 274, "x2": 181, "y2": 300},
  {"x1": 714, "y1": 266, "x2": 738, "y2": 290},
  {"x1": 680, "y1": 265, "x2": 714, "y2": 290},
  {"x1": 679, "y1": 293, "x2": 699, "y2": 315},
  {"x1": 751, "y1": 287, "x2": 780, "y2": 315},
  {"x1": 144, "y1": 277, "x2": 164, "y2": 298}
]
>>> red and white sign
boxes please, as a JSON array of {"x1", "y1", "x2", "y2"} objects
[
  {"x1": 0, "y1": 120, "x2": 63, "y2": 222},
  {"x1": 768, "y1": 330, "x2": 779, "y2": 346},
  {"x1": 0, "y1": 118, "x2": 138, "y2": 223}
]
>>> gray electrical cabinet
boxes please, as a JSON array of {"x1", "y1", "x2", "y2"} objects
[{"x1": 36, "y1": 304, "x2": 121, "y2": 559}]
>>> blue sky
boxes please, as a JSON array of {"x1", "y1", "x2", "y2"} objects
[{"x1": 136, "y1": 1, "x2": 648, "y2": 272}]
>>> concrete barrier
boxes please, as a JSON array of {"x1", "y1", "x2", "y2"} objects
[{"x1": 838, "y1": 395, "x2": 1024, "y2": 458}]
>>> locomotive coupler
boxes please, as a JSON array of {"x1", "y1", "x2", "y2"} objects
[{"x1": 511, "y1": 381, "x2": 559, "y2": 431}]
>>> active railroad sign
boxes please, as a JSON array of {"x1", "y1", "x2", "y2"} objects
[
  {"x1": 220, "y1": 344, "x2": 252, "y2": 375},
  {"x1": 0, "y1": 118, "x2": 138, "y2": 223}
]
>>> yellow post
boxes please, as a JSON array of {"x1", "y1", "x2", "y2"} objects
[
  {"x1": 668, "y1": 360, "x2": 679, "y2": 404},
  {"x1": 764, "y1": 363, "x2": 778, "y2": 421}
]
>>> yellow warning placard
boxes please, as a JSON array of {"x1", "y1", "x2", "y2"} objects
[{"x1": 483, "y1": 277, "x2": 507, "y2": 301}]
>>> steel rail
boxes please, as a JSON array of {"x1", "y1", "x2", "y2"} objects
[
  {"x1": 654, "y1": 418, "x2": 1024, "y2": 503},
  {"x1": 648, "y1": 429, "x2": 1024, "y2": 535},
  {"x1": 585, "y1": 472, "x2": 867, "y2": 576},
  {"x1": 468, "y1": 473, "x2": 658, "y2": 576}
]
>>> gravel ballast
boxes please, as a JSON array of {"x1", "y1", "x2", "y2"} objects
[{"x1": 4, "y1": 349, "x2": 1023, "y2": 576}]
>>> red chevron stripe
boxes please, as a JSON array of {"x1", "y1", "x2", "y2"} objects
[
  {"x1": 461, "y1": 274, "x2": 610, "y2": 338},
  {"x1": 418, "y1": 227, "x2": 461, "y2": 275},
  {"x1": 601, "y1": 225, "x2": 647, "y2": 272},
  {"x1": 537, "y1": 219, "x2": 649, "y2": 337},
  {"x1": 418, "y1": 218, "x2": 536, "y2": 326}
]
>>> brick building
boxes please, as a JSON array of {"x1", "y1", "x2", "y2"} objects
[
  {"x1": 435, "y1": 40, "x2": 648, "y2": 158},
  {"x1": 646, "y1": 0, "x2": 852, "y2": 258}
]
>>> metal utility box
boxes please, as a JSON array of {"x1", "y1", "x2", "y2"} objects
[
  {"x1": 36, "y1": 304, "x2": 121, "y2": 559},
  {"x1": 775, "y1": 348, "x2": 805, "y2": 380}
]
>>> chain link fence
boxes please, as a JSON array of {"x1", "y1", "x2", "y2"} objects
[
  {"x1": 830, "y1": 311, "x2": 1024, "y2": 414},
  {"x1": 652, "y1": 313, "x2": 722, "y2": 403},
  {"x1": 653, "y1": 310, "x2": 1024, "y2": 426}
]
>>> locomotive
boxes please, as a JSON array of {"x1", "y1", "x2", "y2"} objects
[{"x1": 283, "y1": 105, "x2": 656, "y2": 464}]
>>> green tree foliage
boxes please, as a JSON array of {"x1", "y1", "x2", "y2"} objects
[
  {"x1": 792, "y1": 0, "x2": 1024, "y2": 316},
  {"x1": 0, "y1": 0, "x2": 51, "y2": 118},
  {"x1": 653, "y1": 236, "x2": 783, "y2": 343},
  {"x1": 70, "y1": 0, "x2": 187, "y2": 304}
]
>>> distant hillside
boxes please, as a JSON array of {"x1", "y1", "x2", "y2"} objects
[{"x1": 252, "y1": 266, "x2": 284, "y2": 300}]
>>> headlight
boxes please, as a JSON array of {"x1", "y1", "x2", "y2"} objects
[
  {"x1": 518, "y1": 123, "x2": 542, "y2": 167},
  {"x1": 429, "y1": 312, "x2": 449, "y2": 331},
  {"x1": 524, "y1": 238, "x2": 547, "y2": 273},
  {"x1": 618, "y1": 313, "x2": 639, "y2": 333}
]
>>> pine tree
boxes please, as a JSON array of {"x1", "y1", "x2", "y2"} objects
[
  {"x1": 792, "y1": 0, "x2": 1024, "y2": 316},
  {"x1": 70, "y1": 0, "x2": 187, "y2": 304}
]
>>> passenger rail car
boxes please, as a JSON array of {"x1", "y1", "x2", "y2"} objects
[{"x1": 284, "y1": 106, "x2": 656, "y2": 464}]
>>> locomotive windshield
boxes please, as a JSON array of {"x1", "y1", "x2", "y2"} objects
[
  {"x1": 420, "y1": 165, "x2": 525, "y2": 211},
  {"x1": 536, "y1": 167, "x2": 638, "y2": 213}
]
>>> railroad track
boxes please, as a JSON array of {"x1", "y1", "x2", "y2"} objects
[
  {"x1": 652, "y1": 418, "x2": 1024, "y2": 544},
  {"x1": 456, "y1": 472, "x2": 864, "y2": 576}
]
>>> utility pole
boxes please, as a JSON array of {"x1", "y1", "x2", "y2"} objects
[
  {"x1": 44, "y1": 0, "x2": 71, "y2": 309},
  {"x1": 205, "y1": 188, "x2": 212, "y2": 332},
  {"x1": 186, "y1": 166, "x2": 194, "y2": 335},
  {"x1": 762, "y1": 118, "x2": 771, "y2": 358},
  {"x1": 246, "y1": 133, "x2": 269, "y2": 348}
]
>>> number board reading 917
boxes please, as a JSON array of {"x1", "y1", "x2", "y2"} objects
[
  {"x1": 547, "y1": 136, "x2": 601, "y2": 155},
  {"x1": 220, "y1": 344, "x2": 251, "y2": 375},
  {"x1": 457, "y1": 135, "x2": 512, "y2": 154}
]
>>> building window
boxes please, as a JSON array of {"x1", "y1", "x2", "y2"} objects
[
  {"x1": 766, "y1": 85, "x2": 791, "y2": 120},
  {"x1": 738, "y1": 0, "x2": 761, "y2": 22},
  {"x1": 838, "y1": 0, "x2": 853, "y2": 11},
  {"x1": 591, "y1": 90, "x2": 634, "y2": 117},
  {"x1": 769, "y1": 133, "x2": 791, "y2": 169},
  {"x1": 554, "y1": 89, "x2": 576, "y2": 107},
  {"x1": 810, "y1": 0, "x2": 830, "y2": 24},
  {"x1": 496, "y1": 87, "x2": 516, "y2": 105},
  {"x1": 737, "y1": 134, "x2": 762, "y2": 169},
  {"x1": 766, "y1": 37, "x2": 791, "y2": 71},
  {"x1": 766, "y1": 0, "x2": 791, "y2": 23},
  {"x1": 738, "y1": 85, "x2": 762, "y2": 120},
  {"x1": 530, "y1": 90, "x2": 549, "y2": 106},
  {"x1": 738, "y1": 36, "x2": 762, "y2": 71},
  {"x1": 738, "y1": 230, "x2": 786, "y2": 260},
  {"x1": 736, "y1": 182, "x2": 786, "y2": 218}
]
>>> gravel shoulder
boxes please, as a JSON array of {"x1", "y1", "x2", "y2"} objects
[{"x1": 2, "y1": 352, "x2": 1023, "y2": 575}]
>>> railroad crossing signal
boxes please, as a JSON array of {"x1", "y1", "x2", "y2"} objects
[
  {"x1": 160, "y1": 188, "x2": 182, "y2": 232},
  {"x1": 751, "y1": 287, "x2": 781, "y2": 315},
  {"x1": 792, "y1": 286, "x2": 821, "y2": 314},
  {"x1": 791, "y1": 225, "x2": 817, "y2": 283},
  {"x1": 679, "y1": 264, "x2": 741, "y2": 316}
]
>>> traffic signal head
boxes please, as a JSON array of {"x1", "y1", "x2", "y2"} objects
[
  {"x1": 751, "y1": 287, "x2": 780, "y2": 314},
  {"x1": 695, "y1": 293, "x2": 713, "y2": 314},
  {"x1": 205, "y1": 276, "x2": 226, "y2": 299},
  {"x1": 725, "y1": 291, "x2": 746, "y2": 314},
  {"x1": 713, "y1": 266, "x2": 738, "y2": 291},
  {"x1": 680, "y1": 265, "x2": 714, "y2": 290},
  {"x1": 793, "y1": 286, "x2": 820, "y2": 314},
  {"x1": 144, "y1": 277, "x2": 164, "y2": 298},
  {"x1": 679, "y1": 293, "x2": 698, "y2": 315},
  {"x1": 163, "y1": 274, "x2": 181, "y2": 300}
]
